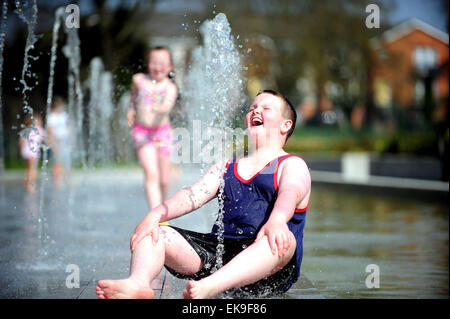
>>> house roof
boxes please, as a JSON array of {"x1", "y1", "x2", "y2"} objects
[{"x1": 370, "y1": 18, "x2": 449, "y2": 47}]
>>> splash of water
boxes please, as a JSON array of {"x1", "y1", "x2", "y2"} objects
[
  {"x1": 15, "y1": 0, "x2": 39, "y2": 118},
  {"x1": 37, "y1": 7, "x2": 65, "y2": 246},
  {"x1": 184, "y1": 13, "x2": 244, "y2": 133},
  {"x1": 0, "y1": 0, "x2": 8, "y2": 199},
  {"x1": 62, "y1": 18, "x2": 85, "y2": 169},
  {"x1": 14, "y1": 0, "x2": 45, "y2": 245},
  {"x1": 184, "y1": 13, "x2": 246, "y2": 272},
  {"x1": 87, "y1": 57, "x2": 114, "y2": 167},
  {"x1": 35, "y1": 6, "x2": 83, "y2": 254}
]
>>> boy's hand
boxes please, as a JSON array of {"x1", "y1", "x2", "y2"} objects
[
  {"x1": 130, "y1": 213, "x2": 161, "y2": 251},
  {"x1": 256, "y1": 217, "x2": 292, "y2": 257}
]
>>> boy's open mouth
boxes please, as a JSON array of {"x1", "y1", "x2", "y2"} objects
[{"x1": 251, "y1": 117, "x2": 263, "y2": 126}]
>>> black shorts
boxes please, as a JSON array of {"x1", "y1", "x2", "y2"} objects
[{"x1": 164, "y1": 226, "x2": 297, "y2": 298}]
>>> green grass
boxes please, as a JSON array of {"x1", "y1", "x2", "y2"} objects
[{"x1": 285, "y1": 127, "x2": 440, "y2": 156}]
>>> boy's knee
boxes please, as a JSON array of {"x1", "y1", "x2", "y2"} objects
[
  {"x1": 136, "y1": 235, "x2": 159, "y2": 248},
  {"x1": 287, "y1": 231, "x2": 296, "y2": 248}
]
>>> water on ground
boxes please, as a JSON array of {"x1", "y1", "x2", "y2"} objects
[{"x1": 0, "y1": 167, "x2": 447, "y2": 298}]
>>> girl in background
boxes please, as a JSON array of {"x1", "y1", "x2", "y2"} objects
[
  {"x1": 47, "y1": 96, "x2": 71, "y2": 189},
  {"x1": 127, "y1": 46, "x2": 178, "y2": 216},
  {"x1": 19, "y1": 113, "x2": 45, "y2": 193}
]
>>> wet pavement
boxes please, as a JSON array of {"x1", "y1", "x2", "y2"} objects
[
  {"x1": 0, "y1": 166, "x2": 322, "y2": 299},
  {"x1": 0, "y1": 165, "x2": 448, "y2": 299}
]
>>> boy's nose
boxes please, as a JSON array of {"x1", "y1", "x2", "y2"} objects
[{"x1": 253, "y1": 108, "x2": 262, "y2": 115}]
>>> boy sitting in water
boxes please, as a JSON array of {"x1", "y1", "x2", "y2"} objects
[{"x1": 96, "y1": 90, "x2": 311, "y2": 299}]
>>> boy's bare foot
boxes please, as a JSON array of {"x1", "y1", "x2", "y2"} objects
[
  {"x1": 96, "y1": 278, "x2": 154, "y2": 299},
  {"x1": 183, "y1": 280, "x2": 216, "y2": 299}
]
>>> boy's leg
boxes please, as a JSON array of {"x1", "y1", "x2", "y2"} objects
[
  {"x1": 183, "y1": 233, "x2": 296, "y2": 299},
  {"x1": 96, "y1": 226, "x2": 203, "y2": 299},
  {"x1": 96, "y1": 235, "x2": 161, "y2": 299}
]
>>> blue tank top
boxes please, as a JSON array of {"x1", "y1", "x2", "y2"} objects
[{"x1": 210, "y1": 154, "x2": 308, "y2": 281}]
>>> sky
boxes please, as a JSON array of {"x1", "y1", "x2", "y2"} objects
[{"x1": 389, "y1": 0, "x2": 448, "y2": 32}]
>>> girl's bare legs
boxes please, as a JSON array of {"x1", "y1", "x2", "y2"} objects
[
  {"x1": 96, "y1": 226, "x2": 203, "y2": 299},
  {"x1": 183, "y1": 233, "x2": 296, "y2": 299},
  {"x1": 52, "y1": 163, "x2": 63, "y2": 189},
  {"x1": 24, "y1": 159, "x2": 38, "y2": 193},
  {"x1": 158, "y1": 153, "x2": 171, "y2": 202},
  {"x1": 138, "y1": 144, "x2": 162, "y2": 209}
]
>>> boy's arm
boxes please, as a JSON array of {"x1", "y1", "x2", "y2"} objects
[
  {"x1": 155, "y1": 160, "x2": 225, "y2": 221},
  {"x1": 151, "y1": 83, "x2": 177, "y2": 114},
  {"x1": 256, "y1": 157, "x2": 311, "y2": 256},
  {"x1": 130, "y1": 160, "x2": 227, "y2": 251}
]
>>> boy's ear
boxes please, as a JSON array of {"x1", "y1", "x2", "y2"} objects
[{"x1": 281, "y1": 119, "x2": 293, "y2": 134}]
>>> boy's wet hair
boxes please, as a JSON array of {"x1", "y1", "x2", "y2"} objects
[{"x1": 256, "y1": 89, "x2": 297, "y2": 143}]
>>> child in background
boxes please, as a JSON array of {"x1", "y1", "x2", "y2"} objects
[
  {"x1": 127, "y1": 46, "x2": 178, "y2": 216},
  {"x1": 96, "y1": 90, "x2": 311, "y2": 299},
  {"x1": 47, "y1": 96, "x2": 71, "y2": 189},
  {"x1": 19, "y1": 113, "x2": 45, "y2": 193}
]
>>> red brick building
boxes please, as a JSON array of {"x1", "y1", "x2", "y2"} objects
[{"x1": 369, "y1": 19, "x2": 448, "y2": 116}]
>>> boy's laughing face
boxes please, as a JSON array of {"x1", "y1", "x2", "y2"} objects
[
  {"x1": 246, "y1": 93, "x2": 283, "y2": 132},
  {"x1": 245, "y1": 93, "x2": 293, "y2": 146}
]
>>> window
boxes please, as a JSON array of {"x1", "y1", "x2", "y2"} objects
[{"x1": 413, "y1": 46, "x2": 438, "y2": 75}]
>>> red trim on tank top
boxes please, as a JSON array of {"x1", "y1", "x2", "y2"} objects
[
  {"x1": 223, "y1": 159, "x2": 231, "y2": 179},
  {"x1": 233, "y1": 155, "x2": 286, "y2": 183},
  {"x1": 294, "y1": 201, "x2": 309, "y2": 213},
  {"x1": 273, "y1": 154, "x2": 308, "y2": 213}
]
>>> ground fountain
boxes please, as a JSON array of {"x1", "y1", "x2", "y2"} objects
[
  {"x1": 2, "y1": 2, "x2": 251, "y2": 296},
  {"x1": 0, "y1": 0, "x2": 9, "y2": 203},
  {"x1": 183, "y1": 12, "x2": 246, "y2": 273},
  {"x1": 5, "y1": 3, "x2": 117, "y2": 271},
  {"x1": 2, "y1": 0, "x2": 252, "y2": 296},
  {"x1": 86, "y1": 57, "x2": 114, "y2": 167}
]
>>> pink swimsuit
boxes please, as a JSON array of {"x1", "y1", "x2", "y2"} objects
[
  {"x1": 131, "y1": 74, "x2": 174, "y2": 156},
  {"x1": 134, "y1": 76, "x2": 166, "y2": 106},
  {"x1": 132, "y1": 122, "x2": 174, "y2": 156}
]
